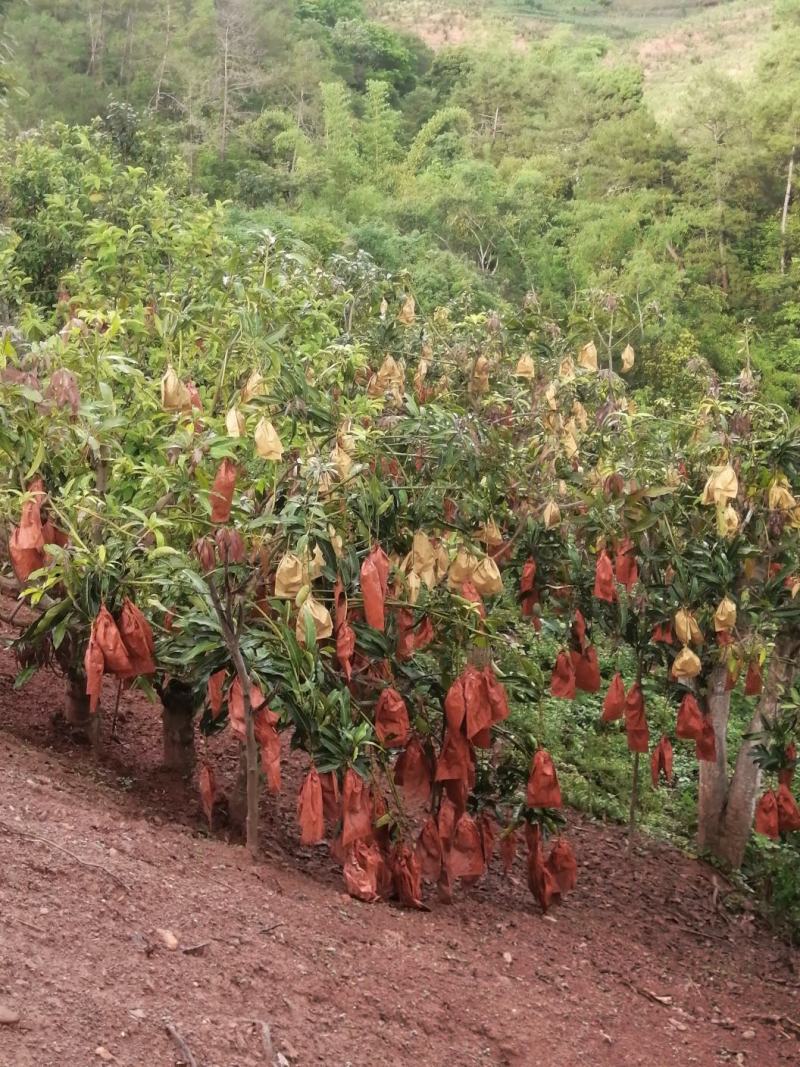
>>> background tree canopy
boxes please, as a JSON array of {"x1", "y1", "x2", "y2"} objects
[{"x1": 1, "y1": 0, "x2": 800, "y2": 410}]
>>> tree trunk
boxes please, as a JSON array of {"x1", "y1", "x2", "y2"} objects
[
  {"x1": 780, "y1": 142, "x2": 796, "y2": 275},
  {"x1": 627, "y1": 750, "x2": 640, "y2": 856},
  {"x1": 86, "y1": 2, "x2": 106, "y2": 79},
  {"x1": 220, "y1": 21, "x2": 230, "y2": 161},
  {"x1": 717, "y1": 212, "x2": 729, "y2": 293},
  {"x1": 227, "y1": 744, "x2": 247, "y2": 833},
  {"x1": 291, "y1": 88, "x2": 305, "y2": 173},
  {"x1": 713, "y1": 632, "x2": 800, "y2": 868},
  {"x1": 64, "y1": 671, "x2": 101, "y2": 749},
  {"x1": 207, "y1": 577, "x2": 261, "y2": 859},
  {"x1": 119, "y1": 8, "x2": 133, "y2": 87},
  {"x1": 244, "y1": 693, "x2": 259, "y2": 859},
  {"x1": 626, "y1": 658, "x2": 645, "y2": 855},
  {"x1": 151, "y1": 1, "x2": 172, "y2": 112},
  {"x1": 697, "y1": 666, "x2": 730, "y2": 852},
  {"x1": 713, "y1": 136, "x2": 730, "y2": 294},
  {"x1": 160, "y1": 679, "x2": 197, "y2": 773}
]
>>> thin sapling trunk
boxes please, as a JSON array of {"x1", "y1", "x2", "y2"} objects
[
  {"x1": 627, "y1": 751, "x2": 640, "y2": 858},
  {"x1": 65, "y1": 669, "x2": 101, "y2": 750},
  {"x1": 160, "y1": 678, "x2": 197, "y2": 773},
  {"x1": 627, "y1": 655, "x2": 643, "y2": 857},
  {"x1": 208, "y1": 577, "x2": 260, "y2": 860}
]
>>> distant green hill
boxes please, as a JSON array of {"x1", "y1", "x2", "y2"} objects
[
  {"x1": 371, "y1": 0, "x2": 752, "y2": 36},
  {"x1": 369, "y1": 0, "x2": 772, "y2": 120},
  {"x1": 499, "y1": 0, "x2": 744, "y2": 37}
]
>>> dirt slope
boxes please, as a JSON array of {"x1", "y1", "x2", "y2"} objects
[{"x1": 0, "y1": 661, "x2": 799, "y2": 1066}]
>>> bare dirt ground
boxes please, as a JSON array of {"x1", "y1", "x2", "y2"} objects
[{"x1": 1, "y1": 647, "x2": 799, "y2": 1066}]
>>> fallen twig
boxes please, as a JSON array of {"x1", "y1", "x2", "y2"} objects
[
  {"x1": 621, "y1": 979, "x2": 672, "y2": 1006},
  {"x1": 260, "y1": 922, "x2": 286, "y2": 936},
  {"x1": 165, "y1": 1022, "x2": 199, "y2": 1067},
  {"x1": 760, "y1": 976, "x2": 800, "y2": 991},
  {"x1": 748, "y1": 1012, "x2": 800, "y2": 1037},
  {"x1": 0, "y1": 820, "x2": 129, "y2": 890},
  {"x1": 14, "y1": 917, "x2": 47, "y2": 935},
  {"x1": 671, "y1": 921, "x2": 732, "y2": 944},
  {"x1": 238, "y1": 1019, "x2": 285, "y2": 1066},
  {"x1": 181, "y1": 942, "x2": 210, "y2": 957},
  {"x1": 259, "y1": 1021, "x2": 274, "y2": 1061}
]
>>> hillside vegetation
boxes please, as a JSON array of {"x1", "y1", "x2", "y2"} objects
[
  {"x1": 1, "y1": 0, "x2": 800, "y2": 940},
  {"x1": 1, "y1": 0, "x2": 799, "y2": 412},
  {"x1": 500, "y1": 0, "x2": 745, "y2": 35},
  {"x1": 370, "y1": 0, "x2": 770, "y2": 117},
  {"x1": 2, "y1": 109, "x2": 800, "y2": 930}
]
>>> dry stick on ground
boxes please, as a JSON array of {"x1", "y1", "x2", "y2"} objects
[
  {"x1": 625, "y1": 981, "x2": 672, "y2": 1006},
  {"x1": 760, "y1": 976, "x2": 800, "y2": 990},
  {"x1": 10, "y1": 916, "x2": 46, "y2": 935},
  {"x1": 670, "y1": 921, "x2": 732, "y2": 944},
  {"x1": 239, "y1": 1019, "x2": 282, "y2": 1066},
  {"x1": 181, "y1": 941, "x2": 210, "y2": 957},
  {"x1": 0, "y1": 820, "x2": 129, "y2": 890},
  {"x1": 165, "y1": 1022, "x2": 199, "y2": 1067},
  {"x1": 748, "y1": 1012, "x2": 800, "y2": 1037},
  {"x1": 259, "y1": 1021, "x2": 274, "y2": 1061}
]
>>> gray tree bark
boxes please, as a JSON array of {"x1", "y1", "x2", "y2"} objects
[
  {"x1": 697, "y1": 632, "x2": 800, "y2": 868},
  {"x1": 780, "y1": 142, "x2": 796, "y2": 275},
  {"x1": 697, "y1": 666, "x2": 730, "y2": 852},
  {"x1": 160, "y1": 679, "x2": 197, "y2": 773},
  {"x1": 64, "y1": 670, "x2": 101, "y2": 750}
]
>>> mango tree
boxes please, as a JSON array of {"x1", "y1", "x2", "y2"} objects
[{"x1": 523, "y1": 348, "x2": 800, "y2": 868}]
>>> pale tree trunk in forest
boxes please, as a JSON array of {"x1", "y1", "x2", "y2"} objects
[
  {"x1": 717, "y1": 223, "x2": 730, "y2": 293},
  {"x1": 87, "y1": 2, "x2": 106, "y2": 79},
  {"x1": 490, "y1": 106, "x2": 501, "y2": 143},
  {"x1": 211, "y1": 0, "x2": 265, "y2": 165},
  {"x1": 151, "y1": 1, "x2": 173, "y2": 113},
  {"x1": 119, "y1": 8, "x2": 133, "y2": 88},
  {"x1": 220, "y1": 21, "x2": 231, "y2": 161},
  {"x1": 291, "y1": 88, "x2": 306, "y2": 173},
  {"x1": 697, "y1": 632, "x2": 800, "y2": 868},
  {"x1": 780, "y1": 142, "x2": 796, "y2": 275},
  {"x1": 186, "y1": 85, "x2": 198, "y2": 189},
  {"x1": 715, "y1": 178, "x2": 729, "y2": 293},
  {"x1": 710, "y1": 120, "x2": 730, "y2": 294}
]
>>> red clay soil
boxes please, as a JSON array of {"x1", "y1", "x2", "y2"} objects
[{"x1": 0, "y1": 648, "x2": 799, "y2": 1066}]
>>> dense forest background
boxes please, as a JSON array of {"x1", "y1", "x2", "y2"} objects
[{"x1": 0, "y1": 0, "x2": 799, "y2": 410}]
